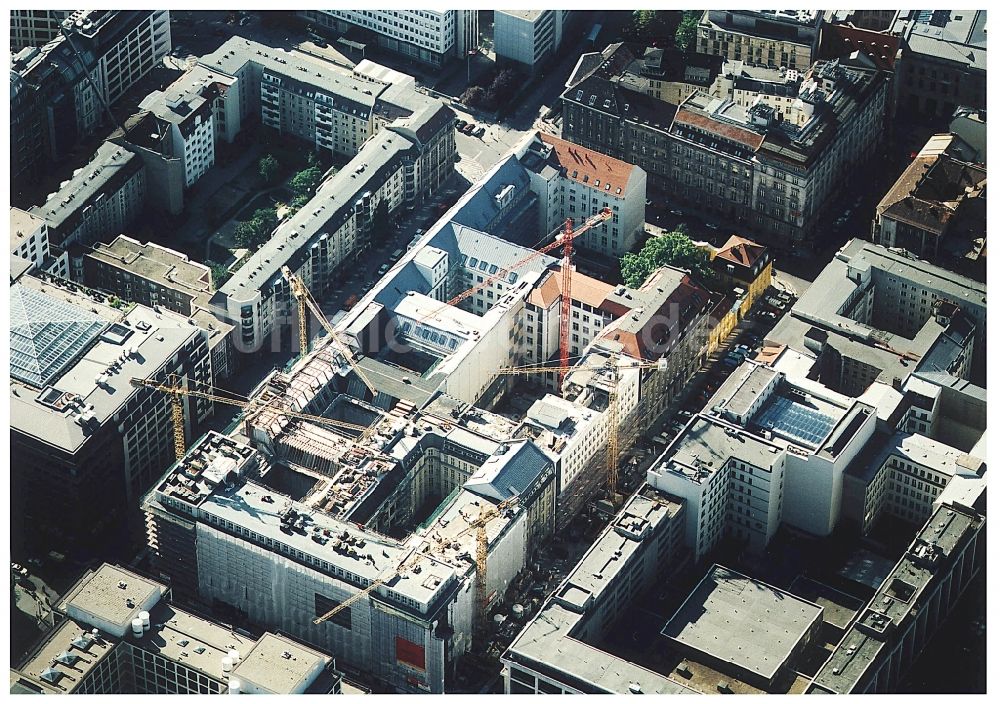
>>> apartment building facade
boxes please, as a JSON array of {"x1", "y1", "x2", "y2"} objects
[
  {"x1": 10, "y1": 10, "x2": 171, "y2": 196},
  {"x1": 28, "y1": 142, "x2": 146, "y2": 250},
  {"x1": 10, "y1": 275, "x2": 213, "y2": 554},
  {"x1": 892, "y1": 10, "x2": 986, "y2": 118},
  {"x1": 9, "y1": 10, "x2": 70, "y2": 51},
  {"x1": 10, "y1": 207, "x2": 69, "y2": 279},
  {"x1": 696, "y1": 10, "x2": 822, "y2": 71},
  {"x1": 517, "y1": 131, "x2": 647, "y2": 256},
  {"x1": 300, "y1": 10, "x2": 478, "y2": 67}
]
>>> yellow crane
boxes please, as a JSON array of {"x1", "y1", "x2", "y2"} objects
[
  {"x1": 314, "y1": 494, "x2": 520, "y2": 650},
  {"x1": 497, "y1": 356, "x2": 670, "y2": 497},
  {"x1": 282, "y1": 266, "x2": 378, "y2": 397},
  {"x1": 131, "y1": 375, "x2": 371, "y2": 461}
]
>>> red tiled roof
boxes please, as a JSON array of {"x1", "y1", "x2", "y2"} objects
[
  {"x1": 818, "y1": 24, "x2": 900, "y2": 71},
  {"x1": 540, "y1": 132, "x2": 636, "y2": 197},
  {"x1": 674, "y1": 108, "x2": 765, "y2": 151},
  {"x1": 716, "y1": 235, "x2": 767, "y2": 269},
  {"x1": 527, "y1": 268, "x2": 617, "y2": 311}
]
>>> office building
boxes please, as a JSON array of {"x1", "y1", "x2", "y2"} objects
[
  {"x1": 10, "y1": 274, "x2": 213, "y2": 554},
  {"x1": 516, "y1": 131, "x2": 647, "y2": 256},
  {"x1": 9, "y1": 10, "x2": 71, "y2": 51},
  {"x1": 28, "y1": 141, "x2": 146, "y2": 250},
  {"x1": 143, "y1": 420, "x2": 554, "y2": 693},
  {"x1": 502, "y1": 488, "x2": 690, "y2": 694},
  {"x1": 662, "y1": 565, "x2": 824, "y2": 691},
  {"x1": 11, "y1": 564, "x2": 343, "y2": 694},
  {"x1": 808, "y1": 500, "x2": 985, "y2": 693},
  {"x1": 666, "y1": 57, "x2": 890, "y2": 246},
  {"x1": 299, "y1": 10, "x2": 478, "y2": 67},
  {"x1": 696, "y1": 10, "x2": 823, "y2": 70},
  {"x1": 137, "y1": 77, "x2": 219, "y2": 189},
  {"x1": 82, "y1": 236, "x2": 235, "y2": 380},
  {"x1": 767, "y1": 238, "x2": 986, "y2": 395},
  {"x1": 891, "y1": 10, "x2": 986, "y2": 118},
  {"x1": 844, "y1": 431, "x2": 984, "y2": 534},
  {"x1": 494, "y1": 10, "x2": 572, "y2": 76},
  {"x1": 10, "y1": 207, "x2": 69, "y2": 280},
  {"x1": 948, "y1": 106, "x2": 986, "y2": 163},
  {"x1": 10, "y1": 11, "x2": 171, "y2": 195},
  {"x1": 873, "y1": 133, "x2": 986, "y2": 274}
]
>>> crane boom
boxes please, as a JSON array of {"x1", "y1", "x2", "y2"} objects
[
  {"x1": 282, "y1": 267, "x2": 378, "y2": 396},
  {"x1": 131, "y1": 376, "x2": 369, "y2": 439},
  {"x1": 417, "y1": 208, "x2": 612, "y2": 325},
  {"x1": 313, "y1": 495, "x2": 520, "y2": 630}
]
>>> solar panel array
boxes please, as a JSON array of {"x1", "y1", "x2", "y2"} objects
[
  {"x1": 756, "y1": 395, "x2": 836, "y2": 448},
  {"x1": 10, "y1": 284, "x2": 106, "y2": 388}
]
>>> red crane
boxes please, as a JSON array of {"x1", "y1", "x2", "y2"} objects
[
  {"x1": 555, "y1": 208, "x2": 613, "y2": 383},
  {"x1": 416, "y1": 208, "x2": 612, "y2": 329}
]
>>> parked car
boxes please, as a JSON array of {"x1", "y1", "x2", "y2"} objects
[
  {"x1": 645, "y1": 199, "x2": 653, "y2": 207},
  {"x1": 455, "y1": 119, "x2": 467, "y2": 129},
  {"x1": 378, "y1": 264, "x2": 390, "y2": 276},
  {"x1": 462, "y1": 123, "x2": 476, "y2": 134},
  {"x1": 670, "y1": 209, "x2": 684, "y2": 216},
  {"x1": 473, "y1": 126, "x2": 486, "y2": 137},
  {"x1": 390, "y1": 248, "x2": 403, "y2": 261},
  {"x1": 704, "y1": 222, "x2": 719, "y2": 230}
]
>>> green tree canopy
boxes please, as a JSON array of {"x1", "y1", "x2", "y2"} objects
[
  {"x1": 289, "y1": 165, "x2": 323, "y2": 198},
  {"x1": 233, "y1": 207, "x2": 279, "y2": 249},
  {"x1": 675, "y1": 11, "x2": 701, "y2": 52},
  {"x1": 619, "y1": 229, "x2": 713, "y2": 288},
  {"x1": 209, "y1": 262, "x2": 231, "y2": 288},
  {"x1": 258, "y1": 154, "x2": 279, "y2": 184}
]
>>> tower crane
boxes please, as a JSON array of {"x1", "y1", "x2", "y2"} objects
[
  {"x1": 497, "y1": 356, "x2": 671, "y2": 498},
  {"x1": 131, "y1": 375, "x2": 370, "y2": 461},
  {"x1": 313, "y1": 495, "x2": 520, "y2": 648},
  {"x1": 282, "y1": 266, "x2": 378, "y2": 397},
  {"x1": 416, "y1": 208, "x2": 613, "y2": 359}
]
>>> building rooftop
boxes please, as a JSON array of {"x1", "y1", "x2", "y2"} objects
[
  {"x1": 218, "y1": 129, "x2": 415, "y2": 304},
  {"x1": 662, "y1": 565, "x2": 823, "y2": 682},
  {"x1": 505, "y1": 488, "x2": 692, "y2": 694},
  {"x1": 59, "y1": 564, "x2": 165, "y2": 637},
  {"x1": 232, "y1": 633, "x2": 330, "y2": 695},
  {"x1": 10, "y1": 275, "x2": 207, "y2": 453},
  {"x1": 651, "y1": 415, "x2": 782, "y2": 485},
  {"x1": 813, "y1": 503, "x2": 984, "y2": 693},
  {"x1": 10, "y1": 207, "x2": 45, "y2": 250},
  {"x1": 28, "y1": 142, "x2": 142, "y2": 240},
  {"x1": 87, "y1": 235, "x2": 213, "y2": 300},
  {"x1": 715, "y1": 235, "x2": 768, "y2": 271},
  {"x1": 535, "y1": 132, "x2": 638, "y2": 196},
  {"x1": 496, "y1": 10, "x2": 545, "y2": 21}
]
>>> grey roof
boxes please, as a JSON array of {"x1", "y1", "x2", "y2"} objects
[
  {"x1": 464, "y1": 440, "x2": 551, "y2": 502},
  {"x1": 814, "y1": 504, "x2": 983, "y2": 693},
  {"x1": 218, "y1": 130, "x2": 415, "y2": 304},
  {"x1": 233, "y1": 633, "x2": 329, "y2": 694},
  {"x1": 10, "y1": 283, "x2": 107, "y2": 388},
  {"x1": 28, "y1": 142, "x2": 142, "y2": 237},
  {"x1": 662, "y1": 565, "x2": 823, "y2": 681},
  {"x1": 200, "y1": 37, "x2": 378, "y2": 115},
  {"x1": 59, "y1": 564, "x2": 165, "y2": 635},
  {"x1": 10, "y1": 277, "x2": 206, "y2": 454},
  {"x1": 10, "y1": 255, "x2": 33, "y2": 282},
  {"x1": 449, "y1": 155, "x2": 532, "y2": 232},
  {"x1": 504, "y1": 489, "x2": 692, "y2": 694},
  {"x1": 654, "y1": 415, "x2": 783, "y2": 484}
]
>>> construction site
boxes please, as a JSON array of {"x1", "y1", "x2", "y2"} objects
[{"x1": 135, "y1": 140, "x2": 715, "y2": 693}]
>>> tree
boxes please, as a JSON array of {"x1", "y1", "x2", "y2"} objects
[
  {"x1": 289, "y1": 165, "x2": 322, "y2": 198},
  {"x1": 461, "y1": 85, "x2": 486, "y2": 107},
  {"x1": 619, "y1": 230, "x2": 713, "y2": 288},
  {"x1": 485, "y1": 69, "x2": 520, "y2": 109},
  {"x1": 675, "y1": 11, "x2": 700, "y2": 52},
  {"x1": 209, "y1": 262, "x2": 231, "y2": 288},
  {"x1": 233, "y1": 208, "x2": 279, "y2": 249},
  {"x1": 258, "y1": 154, "x2": 279, "y2": 184}
]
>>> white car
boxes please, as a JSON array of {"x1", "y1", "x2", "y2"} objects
[
  {"x1": 670, "y1": 209, "x2": 684, "y2": 216},
  {"x1": 705, "y1": 222, "x2": 719, "y2": 230}
]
